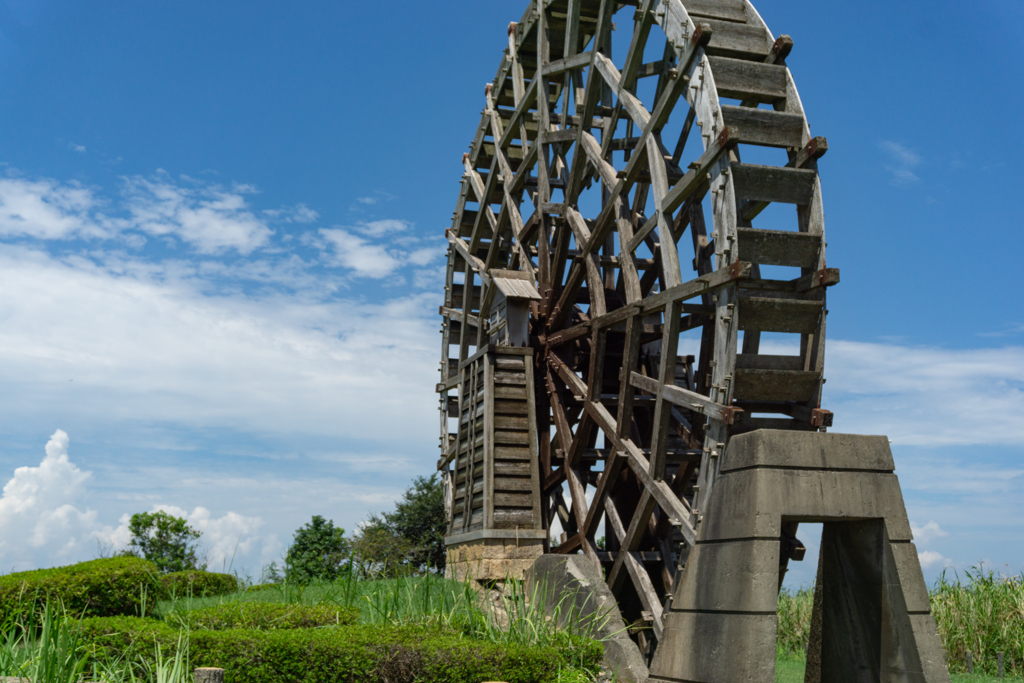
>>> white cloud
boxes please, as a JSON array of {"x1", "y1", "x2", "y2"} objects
[
  {"x1": 0, "y1": 430, "x2": 98, "y2": 570},
  {"x1": 918, "y1": 550, "x2": 953, "y2": 569},
  {"x1": 319, "y1": 228, "x2": 403, "y2": 278},
  {"x1": 120, "y1": 175, "x2": 272, "y2": 253},
  {"x1": 911, "y1": 520, "x2": 948, "y2": 545},
  {"x1": 356, "y1": 197, "x2": 377, "y2": 205},
  {"x1": 0, "y1": 177, "x2": 105, "y2": 240},
  {"x1": 0, "y1": 429, "x2": 280, "y2": 573},
  {"x1": 263, "y1": 203, "x2": 319, "y2": 224},
  {"x1": 824, "y1": 340, "x2": 1024, "y2": 446},
  {"x1": 0, "y1": 243, "x2": 437, "y2": 438},
  {"x1": 69, "y1": 143, "x2": 87, "y2": 154},
  {"x1": 879, "y1": 140, "x2": 921, "y2": 186},
  {"x1": 355, "y1": 219, "x2": 411, "y2": 237}
]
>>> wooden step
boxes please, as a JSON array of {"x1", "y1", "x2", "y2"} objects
[
  {"x1": 739, "y1": 295, "x2": 822, "y2": 334},
  {"x1": 735, "y1": 227, "x2": 821, "y2": 268},
  {"x1": 701, "y1": 18, "x2": 774, "y2": 60},
  {"x1": 709, "y1": 56, "x2": 787, "y2": 105},
  {"x1": 731, "y1": 163, "x2": 817, "y2": 205},
  {"x1": 722, "y1": 106, "x2": 805, "y2": 148},
  {"x1": 736, "y1": 354, "x2": 803, "y2": 371},
  {"x1": 733, "y1": 368, "x2": 821, "y2": 402},
  {"x1": 683, "y1": 0, "x2": 746, "y2": 23}
]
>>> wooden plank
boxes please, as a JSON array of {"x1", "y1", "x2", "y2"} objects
[
  {"x1": 701, "y1": 17, "x2": 774, "y2": 59},
  {"x1": 523, "y1": 350, "x2": 543, "y2": 529},
  {"x1": 494, "y1": 385, "x2": 528, "y2": 400},
  {"x1": 484, "y1": 356, "x2": 495, "y2": 529},
  {"x1": 630, "y1": 371, "x2": 739, "y2": 426},
  {"x1": 732, "y1": 368, "x2": 821, "y2": 402},
  {"x1": 494, "y1": 461, "x2": 532, "y2": 477},
  {"x1": 708, "y1": 56, "x2": 787, "y2": 104},
  {"x1": 494, "y1": 509, "x2": 535, "y2": 527},
  {"x1": 543, "y1": 49, "x2": 594, "y2": 76},
  {"x1": 493, "y1": 415, "x2": 530, "y2": 430},
  {"x1": 494, "y1": 492, "x2": 534, "y2": 508},
  {"x1": 735, "y1": 227, "x2": 821, "y2": 268},
  {"x1": 739, "y1": 296, "x2": 822, "y2": 334},
  {"x1": 721, "y1": 106, "x2": 805, "y2": 148},
  {"x1": 736, "y1": 353, "x2": 803, "y2": 371},
  {"x1": 494, "y1": 430, "x2": 530, "y2": 446},
  {"x1": 731, "y1": 163, "x2": 817, "y2": 205},
  {"x1": 682, "y1": 0, "x2": 746, "y2": 22},
  {"x1": 494, "y1": 446, "x2": 532, "y2": 460},
  {"x1": 493, "y1": 477, "x2": 534, "y2": 492}
]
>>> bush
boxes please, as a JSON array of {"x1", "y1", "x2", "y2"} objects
[
  {"x1": 78, "y1": 617, "x2": 602, "y2": 683},
  {"x1": 166, "y1": 603, "x2": 358, "y2": 631},
  {"x1": 0, "y1": 557, "x2": 159, "y2": 620},
  {"x1": 160, "y1": 571, "x2": 237, "y2": 599}
]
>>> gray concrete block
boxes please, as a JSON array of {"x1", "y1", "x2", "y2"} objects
[
  {"x1": 648, "y1": 611, "x2": 776, "y2": 683},
  {"x1": 528, "y1": 554, "x2": 649, "y2": 683},
  {"x1": 672, "y1": 539, "x2": 780, "y2": 613},
  {"x1": 889, "y1": 541, "x2": 932, "y2": 614},
  {"x1": 722, "y1": 430, "x2": 895, "y2": 473},
  {"x1": 909, "y1": 614, "x2": 952, "y2": 683},
  {"x1": 698, "y1": 469, "x2": 913, "y2": 542}
]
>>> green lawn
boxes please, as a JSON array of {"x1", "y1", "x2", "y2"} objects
[{"x1": 775, "y1": 657, "x2": 1019, "y2": 682}]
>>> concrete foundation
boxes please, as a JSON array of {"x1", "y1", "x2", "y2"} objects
[
  {"x1": 445, "y1": 531, "x2": 545, "y2": 582},
  {"x1": 648, "y1": 430, "x2": 950, "y2": 683}
]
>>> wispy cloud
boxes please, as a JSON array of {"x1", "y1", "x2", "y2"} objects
[
  {"x1": 120, "y1": 174, "x2": 273, "y2": 254},
  {"x1": 824, "y1": 340, "x2": 1024, "y2": 446},
  {"x1": 68, "y1": 143, "x2": 87, "y2": 154},
  {"x1": 879, "y1": 140, "x2": 921, "y2": 186},
  {"x1": 0, "y1": 176, "x2": 106, "y2": 240}
]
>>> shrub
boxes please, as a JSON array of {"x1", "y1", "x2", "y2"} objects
[
  {"x1": 166, "y1": 603, "x2": 358, "y2": 631},
  {"x1": 285, "y1": 516, "x2": 350, "y2": 585},
  {"x1": 78, "y1": 617, "x2": 602, "y2": 683},
  {"x1": 0, "y1": 557, "x2": 159, "y2": 620},
  {"x1": 160, "y1": 571, "x2": 237, "y2": 599}
]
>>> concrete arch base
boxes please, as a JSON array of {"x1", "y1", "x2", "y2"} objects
[{"x1": 648, "y1": 430, "x2": 951, "y2": 683}]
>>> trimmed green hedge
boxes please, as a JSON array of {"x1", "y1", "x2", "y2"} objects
[
  {"x1": 160, "y1": 570, "x2": 237, "y2": 598},
  {"x1": 167, "y1": 603, "x2": 358, "y2": 631},
  {"x1": 79, "y1": 617, "x2": 602, "y2": 683},
  {"x1": 0, "y1": 557, "x2": 159, "y2": 619}
]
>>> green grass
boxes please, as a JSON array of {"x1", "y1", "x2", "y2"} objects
[
  {"x1": 3, "y1": 571, "x2": 611, "y2": 683},
  {"x1": 774, "y1": 655, "x2": 1021, "y2": 682}
]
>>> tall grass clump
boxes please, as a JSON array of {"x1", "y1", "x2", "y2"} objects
[
  {"x1": 776, "y1": 587, "x2": 814, "y2": 658},
  {"x1": 931, "y1": 567, "x2": 1024, "y2": 675},
  {"x1": 0, "y1": 601, "x2": 89, "y2": 683}
]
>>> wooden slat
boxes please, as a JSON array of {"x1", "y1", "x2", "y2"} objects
[
  {"x1": 494, "y1": 492, "x2": 534, "y2": 508},
  {"x1": 731, "y1": 163, "x2": 817, "y2": 205},
  {"x1": 733, "y1": 368, "x2": 821, "y2": 402},
  {"x1": 682, "y1": 0, "x2": 746, "y2": 22},
  {"x1": 738, "y1": 296, "x2": 822, "y2": 334},
  {"x1": 493, "y1": 477, "x2": 534, "y2": 492},
  {"x1": 735, "y1": 228, "x2": 821, "y2": 268},
  {"x1": 701, "y1": 18, "x2": 774, "y2": 59},
  {"x1": 494, "y1": 446, "x2": 531, "y2": 460},
  {"x1": 708, "y1": 56, "x2": 787, "y2": 103},
  {"x1": 721, "y1": 106, "x2": 805, "y2": 148}
]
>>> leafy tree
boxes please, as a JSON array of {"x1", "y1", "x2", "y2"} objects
[
  {"x1": 350, "y1": 515, "x2": 413, "y2": 579},
  {"x1": 284, "y1": 515, "x2": 350, "y2": 584},
  {"x1": 125, "y1": 511, "x2": 204, "y2": 573},
  {"x1": 351, "y1": 474, "x2": 446, "y2": 577}
]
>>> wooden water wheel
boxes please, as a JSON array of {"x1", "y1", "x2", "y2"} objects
[{"x1": 438, "y1": 0, "x2": 838, "y2": 657}]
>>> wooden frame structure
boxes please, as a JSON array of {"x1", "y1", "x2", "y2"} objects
[{"x1": 438, "y1": 0, "x2": 839, "y2": 657}]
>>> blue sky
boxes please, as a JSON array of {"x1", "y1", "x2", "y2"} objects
[{"x1": 0, "y1": 0, "x2": 1021, "y2": 586}]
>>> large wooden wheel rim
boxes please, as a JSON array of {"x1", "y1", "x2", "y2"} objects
[{"x1": 439, "y1": 0, "x2": 838, "y2": 656}]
